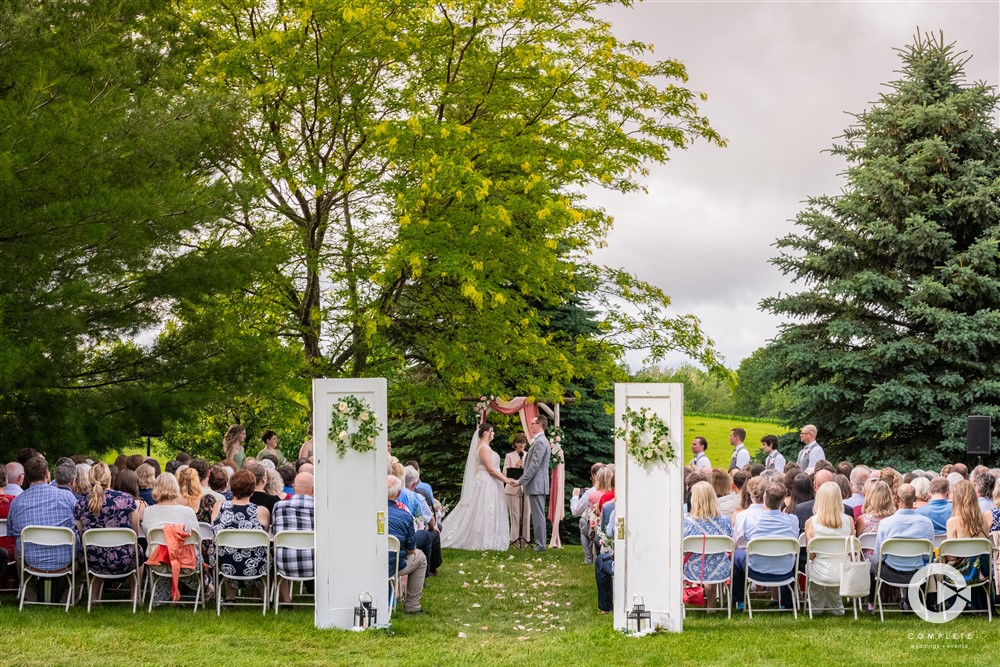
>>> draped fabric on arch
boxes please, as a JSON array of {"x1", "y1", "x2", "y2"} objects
[{"x1": 477, "y1": 397, "x2": 564, "y2": 524}]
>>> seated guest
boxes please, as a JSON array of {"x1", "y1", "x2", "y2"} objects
[
  {"x1": 265, "y1": 469, "x2": 287, "y2": 501},
  {"x1": 208, "y1": 464, "x2": 232, "y2": 501},
  {"x1": 387, "y1": 475, "x2": 427, "y2": 614},
  {"x1": 733, "y1": 477, "x2": 767, "y2": 549},
  {"x1": 191, "y1": 459, "x2": 223, "y2": 504},
  {"x1": 136, "y1": 464, "x2": 156, "y2": 506},
  {"x1": 793, "y1": 469, "x2": 853, "y2": 532},
  {"x1": 873, "y1": 483, "x2": 934, "y2": 601},
  {"x1": 271, "y1": 472, "x2": 315, "y2": 604},
  {"x1": 0, "y1": 465, "x2": 15, "y2": 578},
  {"x1": 141, "y1": 473, "x2": 200, "y2": 542},
  {"x1": 711, "y1": 469, "x2": 740, "y2": 520},
  {"x1": 246, "y1": 464, "x2": 279, "y2": 514},
  {"x1": 785, "y1": 473, "x2": 814, "y2": 517},
  {"x1": 113, "y1": 469, "x2": 147, "y2": 528},
  {"x1": 5, "y1": 462, "x2": 24, "y2": 497},
  {"x1": 74, "y1": 463, "x2": 140, "y2": 600},
  {"x1": 974, "y1": 472, "x2": 995, "y2": 514},
  {"x1": 915, "y1": 477, "x2": 951, "y2": 533},
  {"x1": 733, "y1": 481, "x2": 799, "y2": 610},
  {"x1": 683, "y1": 481, "x2": 733, "y2": 609},
  {"x1": 911, "y1": 477, "x2": 931, "y2": 509},
  {"x1": 178, "y1": 467, "x2": 216, "y2": 523},
  {"x1": 210, "y1": 469, "x2": 269, "y2": 603},
  {"x1": 278, "y1": 464, "x2": 296, "y2": 498},
  {"x1": 403, "y1": 465, "x2": 441, "y2": 576},
  {"x1": 804, "y1": 481, "x2": 854, "y2": 615},
  {"x1": 405, "y1": 460, "x2": 435, "y2": 505},
  {"x1": 53, "y1": 462, "x2": 81, "y2": 500},
  {"x1": 8, "y1": 456, "x2": 77, "y2": 600},
  {"x1": 948, "y1": 480, "x2": 991, "y2": 609}
]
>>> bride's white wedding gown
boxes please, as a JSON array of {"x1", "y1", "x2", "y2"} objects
[{"x1": 441, "y1": 446, "x2": 509, "y2": 550}]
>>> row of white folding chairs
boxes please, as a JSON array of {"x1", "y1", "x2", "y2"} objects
[
  {"x1": 683, "y1": 534, "x2": 995, "y2": 622},
  {"x1": 4, "y1": 525, "x2": 315, "y2": 615}
]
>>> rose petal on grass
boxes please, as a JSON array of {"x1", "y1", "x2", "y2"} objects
[{"x1": 458, "y1": 632, "x2": 467, "y2": 638}]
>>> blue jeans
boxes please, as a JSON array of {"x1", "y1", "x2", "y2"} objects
[{"x1": 733, "y1": 550, "x2": 794, "y2": 607}]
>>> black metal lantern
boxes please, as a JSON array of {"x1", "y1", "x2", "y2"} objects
[
  {"x1": 627, "y1": 595, "x2": 651, "y2": 634},
  {"x1": 353, "y1": 591, "x2": 377, "y2": 629}
]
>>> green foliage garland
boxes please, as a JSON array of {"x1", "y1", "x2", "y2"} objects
[
  {"x1": 329, "y1": 395, "x2": 381, "y2": 458},
  {"x1": 614, "y1": 407, "x2": 674, "y2": 465}
]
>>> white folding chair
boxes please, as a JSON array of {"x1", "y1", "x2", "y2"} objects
[
  {"x1": 937, "y1": 538, "x2": 993, "y2": 622},
  {"x1": 798, "y1": 533, "x2": 808, "y2": 548},
  {"x1": 198, "y1": 522, "x2": 215, "y2": 547},
  {"x1": 805, "y1": 535, "x2": 863, "y2": 619},
  {"x1": 990, "y1": 531, "x2": 1000, "y2": 597},
  {"x1": 82, "y1": 528, "x2": 140, "y2": 613},
  {"x1": 214, "y1": 528, "x2": 270, "y2": 615},
  {"x1": 682, "y1": 535, "x2": 734, "y2": 618},
  {"x1": 745, "y1": 537, "x2": 800, "y2": 619},
  {"x1": 145, "y1": 526, "x2": 203, "y2": 612},
  {"x1": 932, "y1": 534, "x2": 947, "y2": 550},
  {"x1": 875, "y1": 538, "x2": 933, "y2": 621},
  {"x1": 271, "y1": 530, "x2": 315, "y2": 614},
  {"x1": 18, "y1": 526, "x2": 76, "y2": 612},
  {"x1": 387, "y1": 535, "x2": 401, "y2": 612},
  {"x1": 858, "y1": 532, "x2": 877, "y2": 552}
]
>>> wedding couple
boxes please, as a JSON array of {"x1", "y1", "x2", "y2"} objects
[{"x1": 442, "y1": 416, "x2": 551, "y2": 552}]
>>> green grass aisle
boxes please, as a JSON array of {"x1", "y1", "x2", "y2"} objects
[{"x1": 1, "y1": 546, "x2": 997, "y2": 666}]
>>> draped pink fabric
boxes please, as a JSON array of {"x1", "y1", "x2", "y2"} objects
[
  {"x1": 479, "y1": 397, "x2": 537, "y2": 436},
  {"x1": 548, "y1": 458, "x2": 565, "y2": 522}
]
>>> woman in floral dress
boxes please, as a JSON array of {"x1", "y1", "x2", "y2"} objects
[
  {"x1": 74, "y1": 462, "x2": 140, "y2": 600},
  {"x1": 683, "y1": 481, "x2": 733, "y2": 609}
]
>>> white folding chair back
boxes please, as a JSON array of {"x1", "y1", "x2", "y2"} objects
[
  {"x1": 798, "y1": 533, "x2": 808, "y2": 548},
  {"x1": 937, "y1": 537, "x2": 993, "y2": 622},
  {"x1": 387, "y1": 535, "x2": 401, "y2": 617},
  {"x1": 198, "y1": 522, "x2": 215, "y2": 546},
  {"x1": 82, "y1": 528, "x2": 140, "y2": 613},
  {"x1": 145, "y1": 526, "x2": 203, "y2": 613},
  {"x1": 0, "y1": 518, "x2": 7, "y2": 537},
  {"x1": 858, "y1": 532, "x2": 877, "y2": 552},
  {"x1": 745, "y1": 537, "x2": 800, "y2": 619},
  {"x1": 932, "y1": 534, "x2": 947, "y2": 549},
  {"x1": 271, "y1": 530, "x2": 315, "y2": 614},
  {"x1": 875, "y1": 538, "x2": 933, "y2": 621},
  {"x1": 18, "y1": 526, "x2": 76, "y2": 612},
  {"x1": 805, "y1": 536, "x2": 862, "y2": 619},
  {"x1": 214, "y1": 528, "x2": 270, "y2": 616},
  {"x1": 681, "y1": 534, "x2": 734, "y2": 618}
]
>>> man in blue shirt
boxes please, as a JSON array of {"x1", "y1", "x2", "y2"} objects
[
  {"x1": 387, "y1": 475, "x2": 427, "y2": 614},
  {"x1": 733, "y1": 481, "x2": 799, "y2": 610},
  {"x1": 8, "y1": 456, "x2": 77, "y2": 573},
  {"x1": 875, "y1": 483, "x2": 934, "y2": 591},
  {"x1": 914, "y1": 478, "x2": 951, "y2": 533}
]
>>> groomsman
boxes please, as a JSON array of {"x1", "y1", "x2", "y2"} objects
[
  {"x1": 761, "y1": 435, "x2": 785, "y2": 472},
  {"x1": 728, "y1": 428, "x2": 750, "y2": 470},
  {"x1": 689, "y1": 437, "x2": 711, "y2": 470}
]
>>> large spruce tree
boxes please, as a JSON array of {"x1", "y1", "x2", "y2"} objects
[{"x1": 762, "y1": 32, "x2": 1000, "y2": 467}]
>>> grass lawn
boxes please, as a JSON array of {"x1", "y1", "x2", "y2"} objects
[
  {"x1": 682, "y1": 413, "x2": 789, "y2": 463},
  {"x1": 1, "y1": 545, "x2": 995, "y2": 666}
]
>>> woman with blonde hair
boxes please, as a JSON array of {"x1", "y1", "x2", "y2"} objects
[
  {"x1": 74, "y1": 462, "x2": 140, "y2": 599},
  {"x1": 855, "y1": 479, "x2": 895, "y2": 542},
  {"x1": 804, "y1": 481, "x2": 854, "y2": 615},
  {"x1": 223, "y1": 424, "x2": 247, "y2": 469},
  {"x1": 948, "y1": 479, "x2": 991, "y2": 609},
  {"x1": 682, "y1": 481, "x2": 732, "y2": 609},
  {"x1": 178, "y1": 467, "x2": 217, "y2": 523}
]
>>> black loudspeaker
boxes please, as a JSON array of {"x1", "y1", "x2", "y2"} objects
[{"x1": 967, "y1": 416, "x2": 992, "y2": 456}]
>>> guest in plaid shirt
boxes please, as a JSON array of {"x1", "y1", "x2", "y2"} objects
[
  {"x1": 8, "y1": 456, "x2": 77, "y2": 571},
  {"x1": 271, "y1": 471, "x2": 314, "y2": 604}
]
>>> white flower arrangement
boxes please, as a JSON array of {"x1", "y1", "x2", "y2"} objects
[
  {"x1": 614, "y1": 406, "x2": 674, "y2": 465},
  {"x1": 328, "y1": 395, "x2": 381, "y2": 458}
]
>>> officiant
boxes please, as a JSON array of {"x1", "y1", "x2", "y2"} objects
[{"x1": 503, "y1": 433, "x2": 531, "y2": 546}]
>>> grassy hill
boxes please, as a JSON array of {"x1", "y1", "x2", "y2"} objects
[{"x1": 682, "y1": 412, "x2": 792, "y2": 466}]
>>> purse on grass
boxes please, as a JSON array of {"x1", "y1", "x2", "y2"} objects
[
  {"x1": 682, "y1": 534, "x2": 708, "y2": 606},
  {"x1": 839, "y1": 537, "x2": 870, "y2": 598}
]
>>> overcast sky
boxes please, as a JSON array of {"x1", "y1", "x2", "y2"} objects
[{"x1": 588, "y1": 1, "x2": 1000, "y2": 372}]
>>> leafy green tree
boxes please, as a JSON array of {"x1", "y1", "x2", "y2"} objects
[
  {"x1": 0, "y1": 0, "x2": 252, "y2": 459},
  {"x1": 185, "y1": 0, "x2": 726, "y2": 412},
  {"x1": 732, "y1": 346, "x2": 797, "y2": 419},
  {"x1": 633, "y1": 363, "x2": 735, "y2": 415},
  {"x1": 762, "y1": 33, "x2": 1000, "y2": 467}
]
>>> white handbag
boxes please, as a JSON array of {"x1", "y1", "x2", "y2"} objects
[{"x1": 839, "y1": 537, "x2": 870, "y2": 597}]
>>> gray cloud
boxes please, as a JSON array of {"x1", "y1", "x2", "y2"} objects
[{"x1": 590, "y1": 1, "x2": 1000, "y2": 370}]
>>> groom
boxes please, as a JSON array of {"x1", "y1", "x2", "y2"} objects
[{"x1": 520, "y1": 415, "x2": 551, "y2": 552}]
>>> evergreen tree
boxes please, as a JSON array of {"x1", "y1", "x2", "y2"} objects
[{"x1": 762, "y1": 33, "x2": 1000, "y2": 468}]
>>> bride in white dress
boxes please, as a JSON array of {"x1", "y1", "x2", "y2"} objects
[{"x1": 441, "y1": 423, "x2": 516, "y2": 550}]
